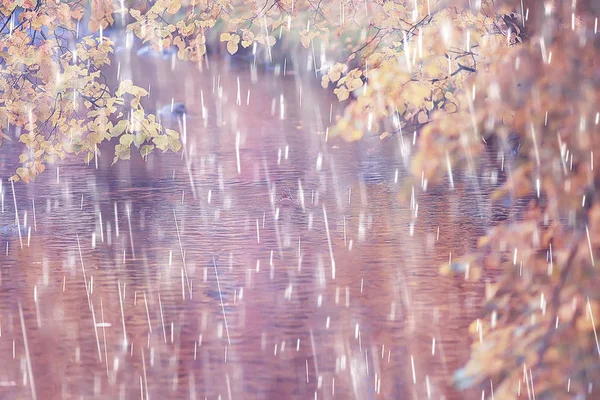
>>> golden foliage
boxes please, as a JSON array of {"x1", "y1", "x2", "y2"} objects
[
  {"x1": 0, "y1": 1, "x2": 182, "y2": 182},
  {"x1": 423, "y1": 1, "x2": 600, "y2": 398}
]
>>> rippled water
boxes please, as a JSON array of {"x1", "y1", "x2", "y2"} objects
[{"x1": 0, "y1": 41, "x2": 513, "y2": 400}]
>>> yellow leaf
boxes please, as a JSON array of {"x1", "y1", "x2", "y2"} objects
[
  {"x1": 133, "y1": 132, "x2": 146, "y2": 148},
  {"x1": 167, "y1": 0, "x2": 181, "y2": 14},
  {"x1": 445, "y1": 91, "x2": 458, "y2": 104},
  {"x1": 113, "y1": 144, "x2": 131, "y2": 164},
  {"x1": 132, "y1": 85, "x2": 148, "y2": 97},
  {"x1": 119, "y1": 134, "x2": 134, "y2": 147},
  {"x1": 111, "y1": 120, "x2": 128, "y2": 137},
  {"x1": 16, "y1": 167, "x2": 28, "y2": 180},
  {"x1": 72, "y1": 5, "x2": 84, "y2": 20},
  {"x1": 423, "y1": 56, "x2": 446, "y2": 78},
  {"x1": 19, "y1": 133, "x2": 35, "y2": 148},
  {"x1": 227, "y1": 40, "x2": 239, "y2": 55},
  {"x1": 333, "y1": 87, "x2": 349, "y2": 101},
  {"x1": 321, "y1": 75, "x2": 329, "y2": 89},
  {"x1": 130, "y1": 9, "x2": 141, "y2": 20},
  {"x1": 220, "y1": 32, "x2": 231, "y2": 42},
  {"x1": 328, "y1": 63, "x2": 345, "y2": 82},
  {"x1": 404, "y1": 81, "x2": 430, "y2": 106},
  {"x1": 88, "y1": 19, "x2": 100, "y2": 33},
  {"x1": 165, "y1": 129, "x2": 179, "y2": 138},
  {"x1": 417, "y1": 111, "x2": 429, "y2": 124},
  {"x1": 445, "y1": 102, "x2": 457, "y2": 113},
  {"x1": 308, "y1": 31, "x2": 319, "y2": 40},
  {"x1": 153, "y1": 135, "x2": 169, "y2": 151},
  {"x1": 168, "y1": 136, "x2": 181, "y2": 152},
  {"x1": 141, "y1": 144, "x2": 154, "y2": 157},
  {"x1": 116, "y1": 80, "x2": 133, "y2": 97},
  {"x1": 84, "y1": 37, "x2": 97, "y2": 47},
  {"x1": 300, "y1": 36, "x2": 310, "y2": 49},
  {"x1": 432, "y1": 88, "x2": 444, "y2": 102},
  {"x1": 477, "y1": 235, "x2": 490, "y2": 247},
  {"x1": 346, "y1": 78, "x2": 363, "y2": 92}
]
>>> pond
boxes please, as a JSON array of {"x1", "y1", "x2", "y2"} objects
[{"x1": 0, "y1": 37, "x2": 509, "y2": 400}]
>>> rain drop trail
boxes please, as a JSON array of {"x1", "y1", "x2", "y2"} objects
[
  {"x1": 213, "y1": 257, "x2": 232, "y2": 346},
  {"x1": 173, "y1": 209, "x2": 192, "y2": 297},
  {"x1": 10, "y1": 179, "x2": 23, "y2": 249},
  {"x1": 322, "y1": 205, "x2": 336, "y2": 280},
  {"x1": 19, "y1": 302, "x2": 37, "y2": 400}
]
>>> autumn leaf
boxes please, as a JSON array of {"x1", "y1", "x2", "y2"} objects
[
  {"x1": 165, "y1": 129, "x2": 179, "y2": 138},
  {"x1": 300, "y1": 36, "x2": 310, "y2": 49},
  {"x1": 432, "y1": 88, "x2": 444, "y2": 102},
  {"x1": 168, "y1": 136, "x2": 181, "y2": 152},
  {"x1": 19, "y1": 133, "x2": 35, "y2": 148},
  {"x1": 130, "y1": 9, "x2": 142, "y2": 20},
  {"x1": 113, "y1": 144, "x2": 131, "y2": 164},
  {"x1": 403, "y1": 81, "x2": 430, "y2": 106},
  {"x1": 346, "y1": 78, "x2": 363, "y2": 92},
  {"x1": 167, "y1": 0, "x2": 181, "y2": 14},
  {"x1": 16, "y1": 167, "x2": 29, "y2": 182},
  {"x1": 35, "y1": 162, "x2": 45, "y2": 175},
  {"x1": 153, "y1": 135, "x2": 169, "y2": 151},
  {"x1": 444, "y1": 102, "x2": 457, "y2": 113},
  {"x1": 423, "y1": 56, "x2": 446, "y2": 79},
  {"x1": 71, "y1": 5, "x2": 84, "y2": 20},
  {"x1": 119, "y1": 134, "x2": 134, "y2": 147},
  {"x1": 227, "y1": 40, "x2": 239, "y2": 55},
  {"x1": 116, "y1": 80, "x2": 134, "y2": 97},
  {"x1": 328, "y1": 63, "x2": 346, "y2": 82},
  {"x1": 111, "y1": 120, "x2": 128, "y2": 137},
  {"x1": 333, "y1": 87, "x2": 349, "y2": 101},
  {"x1": 417, "y1": 111, "x2": 428, "y2": 124},
  {"x1": 221, "y1": 33, "x2": 240, "y2": 55},
  {"x1": 141, "y1": 144, "x2": 154, "y2": 157}
]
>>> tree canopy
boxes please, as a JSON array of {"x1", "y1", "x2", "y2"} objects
[{"x1": 1, "y1": 0, "x2": 599, "y2": 398}]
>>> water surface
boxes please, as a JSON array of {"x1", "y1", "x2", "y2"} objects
[{"x1": 0, "y1": 45, "x2": 505, "y2": 400}]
